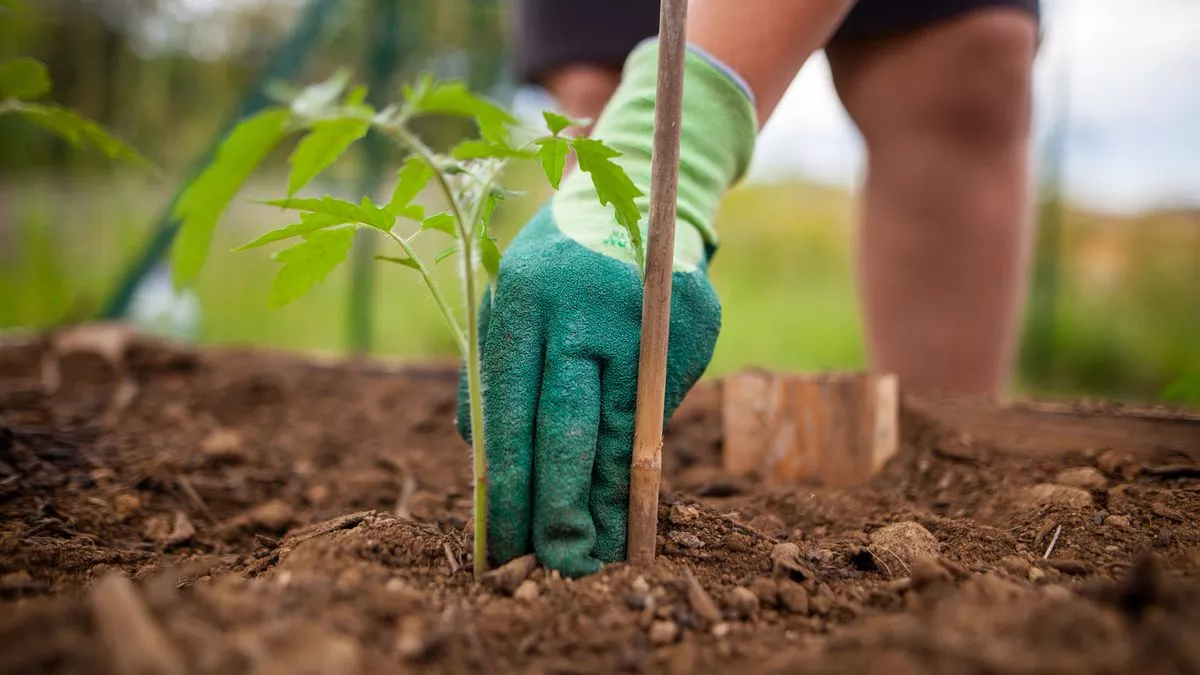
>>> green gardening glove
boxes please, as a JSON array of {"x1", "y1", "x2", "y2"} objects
[{"x1": 457, "y1": 40, "x2": 757, "y2": 578}]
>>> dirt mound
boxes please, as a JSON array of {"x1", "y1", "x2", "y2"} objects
[{"x1": 2, "y1": 332, "x2": 1199, "y2": 674}]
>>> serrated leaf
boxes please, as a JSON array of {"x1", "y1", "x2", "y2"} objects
[
  {"x1": 287, "y1": 117, "x2": 368, "y2": 197},
  {"x1": 542, "y1": 110, "x2": 576, "y2": 135},
  {"x1": 451, "y1": 138, "x2": 534, "y2": 160},
  {"x1": 262, "y1": 195, "x2": 391, "y2": 231},
  {"x1": 404, "y1": 78, "x2": 516, "y2": 144},
  {"x1": 268, "y1": 227, "x2": 355, "y2": 307},
  {"x1": 172, "y1": 108, "x2": 292, "y2": 287},
  {"x1": 234, "y1": 212, "x2": 348, "y2": 251},
  {"x1": 290, "y1": 69, "x2": 351, "y2": 119},
  {"x1": 434, "y1": 245, "x2": 458, "y2": 264},
  {"x1": 534, "y1": 136, "x2": 569, "y2": 189},
  {"x1": 571, "y1": 137, "x2": 644, "y2": 261},
  {"x1": 0, "y1": 57, "x2": 50, "y2": 100},
  {"x1": 388, "y1": 156, "x2": 432, "y2": 214},
  {"x1": 479, "y1": 236, "x2": 501, "y2": 281},
  {"x1": 18, "y1": 103, "x2": 148, "y2": 165},
  {"x1": 375, "y1": 255, "x2": 420, "y2": 270},
  {"x1": 422, "y1": 212, "x2": 458, "y2": 238}
]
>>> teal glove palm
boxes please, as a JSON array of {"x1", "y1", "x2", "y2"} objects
[{"x1": 458, "y1": 40, "x2": 756, "y2": 578}]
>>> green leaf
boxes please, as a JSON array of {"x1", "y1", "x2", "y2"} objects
[
  {"x1": 290, "y1": 69, "x2": 351, "y2": 119},
  {"x1": 434, "y1": 245, "x2": 458, "y2": 264},
  {"x1": 570, "y1": 137, "x2": 644, "y2": 260},
  {"x1": 534, "y1": 136, "x2": 570, "y2": 189},
  {"x1": 451, "y1": 139, "x2": 534, "y2": 160},
  {"x1": 234, "y1": 212, "x2": 348, "y2": 251},
  {"x1": 18, "y1": 103, "x2": 148, "y2": 165},
  {"x1": 172, "y1": 107, "x2": 292, "y2": 287},
  {"x1": 479, "y1": 189, "x2": 504, "y2": 234},
  {"x1": 479, "y1": 236, "x2": 501, "y2": 281},
  {"x1": 388, "y1": 155, "x2": 432, "y2": 216},
  {"x1": 262, "y1": 195, "x2": 391, "y2": 231},
  {"x1": 268, "y1": 227, "x2": 355, "y2": 307},
  {"x1": 543, "y1": 110, "x2": 571, "y2": 135},
  {"x1": 422, "y1": 212, "x2": 458, "y2": 238},
  {"x1": 404, "y1": 78, "x2": 516, "y2": 144},
  {"x1": 376, "y1": 255, "x2": 420, "y2": 270},
  {"x1": 0, "y1": 57, "x2": 49, "y2": 100},
  {"x1": 287, "y1": 117, "x2": 368, "y2": 197}
]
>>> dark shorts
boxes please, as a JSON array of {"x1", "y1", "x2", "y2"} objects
[{"x1": 513, "y1": 0, "x2": 1040, "y2": 85}]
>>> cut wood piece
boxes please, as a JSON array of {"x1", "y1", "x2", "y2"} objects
[{"x1": 722, "y1": 370, "x2": 899, "y2": 487}]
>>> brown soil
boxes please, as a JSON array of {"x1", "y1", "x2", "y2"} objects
[{"x1": 2, "y1": 329, "x2": 1200, "y2": 674}]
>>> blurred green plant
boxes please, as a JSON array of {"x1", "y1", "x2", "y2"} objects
[
  {"x1": 0, "y1": 57, "x2": 146, "y2": 166},
  {"x1": 1163, "y1": 374, "x2": 1200, "y2": 405},
  {"x1": 168, "y1": 70, "x2": 642, "y2": 581}
]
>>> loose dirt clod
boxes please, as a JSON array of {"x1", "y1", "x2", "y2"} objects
[
  {"x1": 513, "y1": 580, "x2": 540, "y2": 603},
  {"x1": 770, "y1": 542, "x2": 814, "y2": 581},
  {"x1": 481, "y1": 554, "x2": 537, "y2": 595},
  {"x1": 910, "y1": 556, "x2": 953, "y2": 589},
  {"x1": 727, "y1": 586, "x2": 760, "y2": 619},
  {"x1": 1025, "y1": 483, "x2": 1094, "y2": 509},
  {"x1": 749, "y1": 577, "x2": 779, "y2": 607},
  {"x1": 649, "y1": 620, "x2": 679, "y2": 646},
  {"x1": 868, "y1": 522, "x2": 939, "y2": 579},
  {"x1": 1055, "y1": 467, "x2": 1107, "y2": 490},
  {"x1": 1104, "y1": 515, "x2": 1133, "y2": 530},
  {"x1": 778, "y1": 580, "x2": 810, "y2": 615}
]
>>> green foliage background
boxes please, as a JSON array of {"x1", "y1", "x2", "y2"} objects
[{"x1": 1, "y1": 0, "x2": 1197, "y2": 405}]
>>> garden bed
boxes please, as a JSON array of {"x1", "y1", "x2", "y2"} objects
[{"x1": 1, "y1": 329, "x2": 1199, "y2": 674}]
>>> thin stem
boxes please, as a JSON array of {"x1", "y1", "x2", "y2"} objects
[
  {"x1": 382, "y1": 230, "x2": 467, "y2": 355},
  {"x1": 380, "y1": 120, "x2": 490, "y2": 580}
]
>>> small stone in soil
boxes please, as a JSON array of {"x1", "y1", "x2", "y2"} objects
[
  {"x1": 514, "y1": 580, "x2": 540, "y2": 602},
  {"x1": 649, "y1": 620, "x2": 679, "y2": 646},
  {"x1": 669, "y1": 504, "x2": 700, "y2": 525},
  {"x1": 867, "y1": 522, "x2": 940, "y2": 579},
  {"x1": 1029, "y1": 566, "x2": 1047, "y2": 583},
  {"x1": 1025, "y1": 484, "x2": 1094, "y2": 510},
  {"x1": 727, "y1": 586, "x2": 759, "y2": 619},
  {"x1": 750, "y1": 577, "x2": 778, "y2": 607},
  {"x1": 778, "y1": 580, "x2": 810, "y2": 615},
  {"x1": 998, "y1": 555, "x2": 1032, "y2": 578},
  {"x1": 771, "y1": 543, "x2": 814, "y2": 581},
  {"x1": 1055, "y1": 467, "x2": 1107, "y2": 490},
  {"x1": 670, "y1": 531, "x2": 703, "y2": 549},
  {"x1": 1105, "y1": 514, "x2": 1132, "y2": 530},
  {"x1": 1156, "y1": 528, "x2": 1174, "y2": 548}
]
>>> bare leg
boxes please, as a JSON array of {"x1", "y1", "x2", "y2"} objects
[{"x1": 828, "y1": 9, "x2": 1038, "y2": 397}]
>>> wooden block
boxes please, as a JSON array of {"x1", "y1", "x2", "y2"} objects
[{"x1": 721, "y1": 370, "x2": 898, "y2": 487}]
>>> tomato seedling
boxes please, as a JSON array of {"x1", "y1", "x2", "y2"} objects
[{"x1": 169, "y1": 70, "x2": 644, "y2": 581}]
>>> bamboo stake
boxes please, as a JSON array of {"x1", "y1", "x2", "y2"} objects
[{"x1": 627, "y1": 0, "x2": 689, "y2": 568}]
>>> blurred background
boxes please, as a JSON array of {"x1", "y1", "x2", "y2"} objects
[{"x1": 0, "y1": 0, "x2": 1196, "y2": 404}]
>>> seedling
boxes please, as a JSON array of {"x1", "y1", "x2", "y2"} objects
[
  {"x1": 0, "y1": 56, "x2": 147, "y2": 165},
  {"x1": 168, "y1": 70, "x2": 644, "y2": 580}
]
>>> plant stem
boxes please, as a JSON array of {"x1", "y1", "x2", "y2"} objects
[
  {"x1": 383, "y1": 122, "x2": 489, "y2": 580},
  {"x1": 383, "y1": 231, "x2": 467, "y2": 354}
]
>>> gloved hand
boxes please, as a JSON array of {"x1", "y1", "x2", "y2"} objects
[{"x1": 458, "y1": 39, "x2": 757, "y2": 578}]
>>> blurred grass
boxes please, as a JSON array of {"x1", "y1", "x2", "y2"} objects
[{"x1": 1, "y1": 168, "x2": 1197, "y2": 404}]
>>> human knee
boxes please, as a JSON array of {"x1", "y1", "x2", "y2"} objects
[
  {"x1": 929, "y1": 14, "x2": 1037, "y2": 147},
  {"x1": 845, "y1": 11, "x2": 1038, "y2": 152}
]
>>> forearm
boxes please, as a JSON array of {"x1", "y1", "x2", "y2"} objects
[{"x1": 688, "y1": 0, "x2": 856, "y2": 126}]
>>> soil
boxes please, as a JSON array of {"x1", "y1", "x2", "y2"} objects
[{"x1": 2, "y1": 328, "x2": 1200, "y2": 675}]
